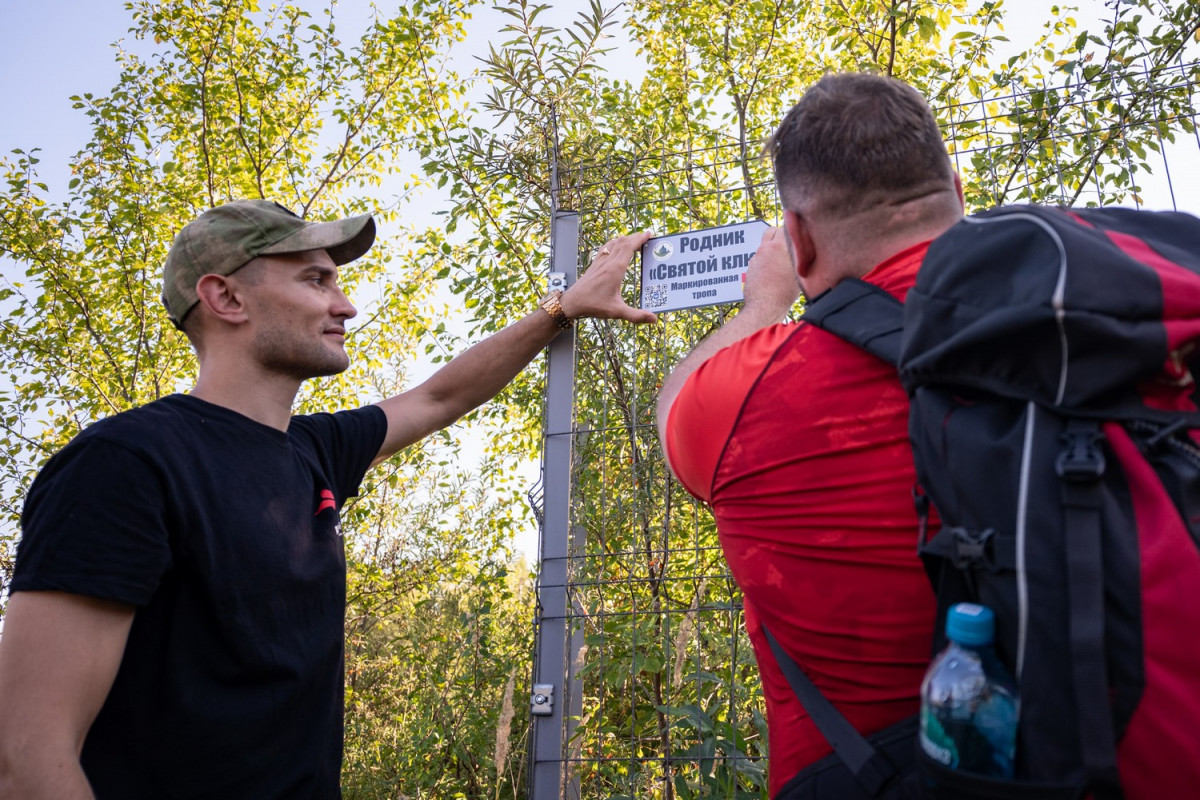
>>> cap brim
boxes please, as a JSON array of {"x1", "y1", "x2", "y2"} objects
[{"x1": 258, "y1": 214, "x2": 376, "y2": 266}]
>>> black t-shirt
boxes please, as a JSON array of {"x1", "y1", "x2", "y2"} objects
[{"x1": 12, "y1": 393, "x2": 387, "y2": 799}]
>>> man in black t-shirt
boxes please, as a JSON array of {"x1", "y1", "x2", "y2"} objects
[{"x1": 0, "y1": 200, "x2": 658, "y2": 799}]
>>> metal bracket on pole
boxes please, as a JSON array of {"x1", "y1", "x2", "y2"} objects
[{"x1": 530, "y1": 684, "x2": 555, "y2": 716}]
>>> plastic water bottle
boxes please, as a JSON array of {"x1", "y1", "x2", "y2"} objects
[{"x1": 919, "y1": 602, "x2": 1019, "y2": 777}]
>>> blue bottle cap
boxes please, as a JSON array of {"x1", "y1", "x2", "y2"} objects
[{"x1": 946, "y1": 603, "x2": 995, "y2": 646}]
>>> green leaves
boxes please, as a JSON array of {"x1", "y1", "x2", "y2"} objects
[
  {"x1": 0, "y1": 5, "x2": 529, "y2": 796},
  {"x1": 3, "y1": 0, "x2": 1195, "y2": 797}
]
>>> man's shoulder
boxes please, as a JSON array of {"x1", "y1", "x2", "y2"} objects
[
  {"x1": 31, "y1": 397, "x2": 191, "y2": 485},
  {"x1": 707, "y1": 321, "x2": 799, "y2": 371},
  {"x1": 286, "y1": 404, "x2": 388, "y2": 477},
  {"x1": 23, "y1": 399, "x2": 191, "y2": 516},
  {"x1": 288, "y1": 404, "x2": 386, "y2": 443},
  {"x1": 673, "y1": 321, "x2": 804, "y2": 412},
  {"x1": 72, "y1": 395, "x2": 188, "y2": 444}
]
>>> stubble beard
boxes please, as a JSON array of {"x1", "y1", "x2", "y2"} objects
[{"x1": 251, "y1": 326, "x2": 350, "y2": 381}]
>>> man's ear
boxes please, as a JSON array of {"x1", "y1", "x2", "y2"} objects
[
  {"x1": 194, "y1": 274, "x2": 249, "y2": 325},
  {"x1": 782, "y1": 209, "x2": 815, "y2": 280},
  {"x1": 953, "y1": 172, "x2": 965, "y2": 211}
]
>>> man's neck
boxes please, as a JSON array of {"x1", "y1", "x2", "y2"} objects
[
  {"x1": 190, "y1": 369, "x2": 301, "y2": 432},
  {"x1": 824, "y1": 196, "x2": 962, "y2": 283}
]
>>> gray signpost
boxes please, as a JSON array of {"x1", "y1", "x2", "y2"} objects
[{"x1": 529, "y1": 209, "x2": 580, "y2": 800}]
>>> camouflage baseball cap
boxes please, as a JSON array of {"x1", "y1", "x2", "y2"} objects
[{"x1": 162, "y1": 199, "x2": 376, "y2": 326}]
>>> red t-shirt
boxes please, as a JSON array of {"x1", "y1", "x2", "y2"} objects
[{"x1": 664, "y1": 242, "x2": 938, "y2": 797}]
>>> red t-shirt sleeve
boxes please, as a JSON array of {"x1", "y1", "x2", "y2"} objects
[{"x1": 664, "y1": 323, "x2": 798, "y2": 502}]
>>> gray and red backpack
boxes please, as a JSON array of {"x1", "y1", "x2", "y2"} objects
[{"x1": 800, "y1": 204, "x2": 1200, "y2": 799}]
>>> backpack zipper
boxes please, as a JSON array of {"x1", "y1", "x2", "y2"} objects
[{"x1": 1015, "y1": 402, "x2": 1036, "y2": 682}]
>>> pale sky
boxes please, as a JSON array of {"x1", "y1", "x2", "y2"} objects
[{"x1": 1, "y1": 2, "x2": 130, "y2": 193}]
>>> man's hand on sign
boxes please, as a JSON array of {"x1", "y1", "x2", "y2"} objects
[
  {"x1": 742, "y1": 226, "x2": 800, "y2": 318},
  {"x1": 562, "y1": 232, "x2": 659, "y2": 324}
]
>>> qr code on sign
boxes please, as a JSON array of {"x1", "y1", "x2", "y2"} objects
[{"x1": 645, "y1": 285, "x2": 669, "y2": 308}]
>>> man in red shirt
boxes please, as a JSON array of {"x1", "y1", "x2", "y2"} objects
[{"x1": 657, "y1": 73, "x2": 965, "y2": 799}]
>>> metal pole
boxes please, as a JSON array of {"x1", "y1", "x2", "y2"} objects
[{"x1": 529, "y1": 209, "x2": 580, "y2": 800}]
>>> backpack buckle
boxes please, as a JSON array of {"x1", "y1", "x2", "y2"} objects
[
  {"x1": 950, "y1": 526, "x2": 996, "y2": 570},
  {"x1": 920, "y1": 525, "x2": 1015, "y2": 572},
  {"x1": 1056, "y1": 421, "x2": 1106, "y2": 482}
]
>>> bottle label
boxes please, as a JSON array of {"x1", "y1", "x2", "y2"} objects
[{"x1": 919, "y1": 705, "x2": 959, "y2": 768}]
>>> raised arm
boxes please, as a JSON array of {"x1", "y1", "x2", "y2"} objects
[
  {"x1": 655, "y1": 226, "x2": 800, "y2": 448},
  {"x1": 372, "y1": 232, "x2": 658, "y2": 463},
  {"x1": 0, "y1": 591, "x2": 135, "y2": 800}
]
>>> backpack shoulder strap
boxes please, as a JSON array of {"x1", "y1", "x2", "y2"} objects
[
  {"x1": 1058, "y1": 418, "x2": 1124, "y2": 799},
  {"x1": 761, "y1": 622, "x2": 899, "y2": 796},
  {"x1": 802, "y1": 278, "x2": 904, "y2": 367}
]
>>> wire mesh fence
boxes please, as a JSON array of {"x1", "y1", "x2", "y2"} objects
[{"x1": 529, "y1": 57, "x2": 1199, "y2": 800}]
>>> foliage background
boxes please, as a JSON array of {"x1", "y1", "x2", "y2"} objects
[{"x1": 0, "y1": 0, "x2": 1197, "y2": 798}]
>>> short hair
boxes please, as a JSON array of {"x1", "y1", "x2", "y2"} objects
[{"x1": 770, "y1": 72, "x2": 952, "y2": 217}]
